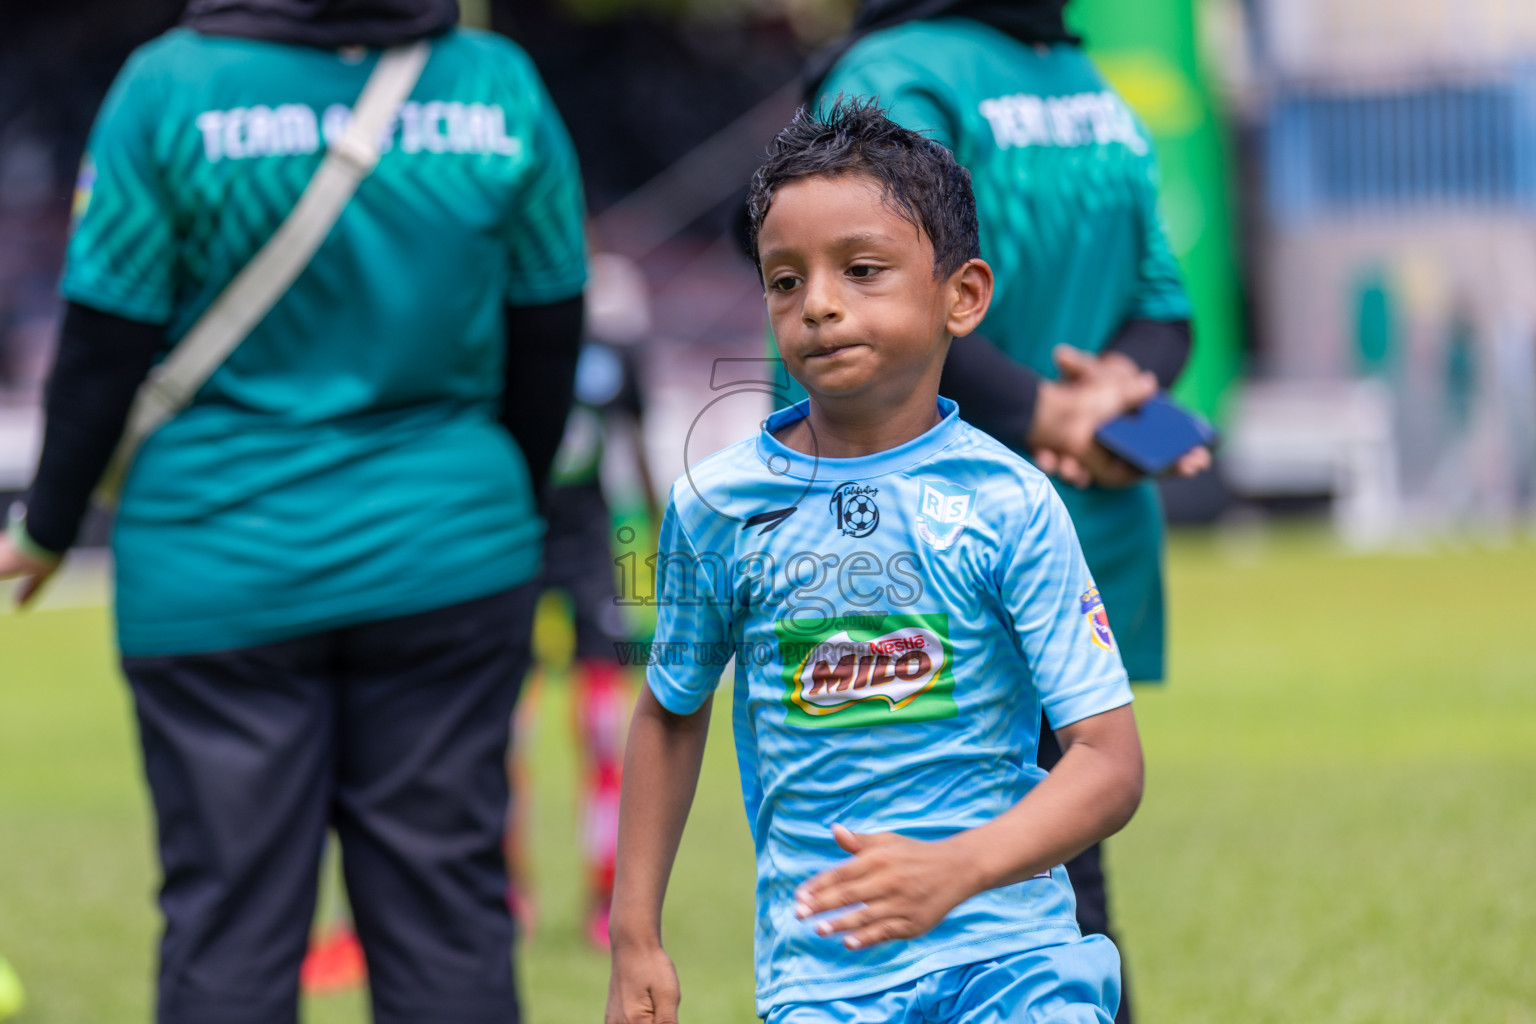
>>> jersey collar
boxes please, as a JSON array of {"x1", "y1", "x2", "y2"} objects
[{"x1": 756, "y1": 396, "x2": 962, "y2": 482}]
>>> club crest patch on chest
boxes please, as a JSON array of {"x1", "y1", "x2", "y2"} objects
[
  {"x1": 776, "y1": 613, "x2": 958, "y2": 728},
  {"x1": 915, "y1": 479, "x2": 975, "y2": 551},
  {"x1": 1080, "y1": 587, "x2": 1115, "y2": 651}
]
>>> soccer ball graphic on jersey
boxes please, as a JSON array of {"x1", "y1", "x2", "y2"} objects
[
  {"x1": 844, "y1": 495, "x2": 878, "y2": 533},
  {"x1": 830, "y1": 482, "x2": 880, "y2": 537}
]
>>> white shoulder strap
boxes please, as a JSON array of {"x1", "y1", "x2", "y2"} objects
[{"x1": 96, "y1": 40, "x2": 432, "y2": 506}]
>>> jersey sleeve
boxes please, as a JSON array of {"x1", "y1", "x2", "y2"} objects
[
  {"x1": 818, "y1": 56, "x2": 960, "y2": 150},
  {"x1": 998, "y1": 478, "x2": 1132, "y2": 728},
  {"x1": 1125, "y1": 154, "x2": 1192, "y2": 322},
  {"x1": 503, "y1": 71, "x2": 587, "y2": 307},
  {"x1": 60, "y1": 50, "x2": 177, "y2": 325},
  {"x1": 646, "y1": 494, "x2": 733, "y2": 715}
]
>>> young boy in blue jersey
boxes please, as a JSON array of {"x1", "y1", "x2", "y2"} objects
[{"x1": 605, "y1": 100, "x2": 1145, "y2": 1024}]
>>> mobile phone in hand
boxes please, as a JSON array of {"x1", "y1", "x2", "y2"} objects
[{"x1": 1094, "y1": 394, "x2": 1218, "y2": 476}]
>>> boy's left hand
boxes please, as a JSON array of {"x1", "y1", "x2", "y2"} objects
[{"x1": 794, "y1": 824, "x2": 980, "y2": 950}]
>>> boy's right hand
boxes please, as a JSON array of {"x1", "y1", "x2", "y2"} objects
[{"x1": 606, "y1": 943, "x2": 681, "y2": 1024}]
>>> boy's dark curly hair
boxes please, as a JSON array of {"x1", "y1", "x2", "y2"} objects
[{"x1": 746, "y1": 97, "x2": 981, "y2": 279}]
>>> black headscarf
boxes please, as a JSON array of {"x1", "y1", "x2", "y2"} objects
[
  {"x1": 805, "y1": 0, "x2": 1080, "y2": 98},
  {"x1": 182, "y1": 0, "x2": 460, "y2": 49}
]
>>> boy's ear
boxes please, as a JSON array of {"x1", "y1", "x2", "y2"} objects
[{"x1": 944, "y1": 258, "x2": 994, "y2": 339}]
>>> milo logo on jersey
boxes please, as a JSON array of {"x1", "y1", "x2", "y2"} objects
[{"x1": 777, "y1": 613, "x2": 957, "y2": 728}]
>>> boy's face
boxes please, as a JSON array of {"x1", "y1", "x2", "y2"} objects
[{"x1": 756, "y1": 173, "x2": 989, "y2": 409}]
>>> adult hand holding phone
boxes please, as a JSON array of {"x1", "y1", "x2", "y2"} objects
[{"x1": 1029, "y1": 346, "x2": 1209, "y2": 487}]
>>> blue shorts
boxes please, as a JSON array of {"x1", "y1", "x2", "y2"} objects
[{"x1": 764, "y1": 935, "x2": 1121, "y2": 1024}]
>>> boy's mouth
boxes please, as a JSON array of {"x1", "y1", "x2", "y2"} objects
[{"x1": 805, "y1": 342, "x2": 865, "y2": 360}]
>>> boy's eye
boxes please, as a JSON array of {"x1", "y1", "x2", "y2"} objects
[
  {"x1": 770, "y1": 275, "x2": 801, "y2": 292},
  {"x1": 847, "y1": 264, "x2": 881, "y2": 279}
]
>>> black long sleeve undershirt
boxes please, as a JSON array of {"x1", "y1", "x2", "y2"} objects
[
  {"x1": 1105, "y1": 317, "x2": 1193, "y2": 389},
  {"x1": 24, "y1": 302, "x2": 164, "y2": 554},
  {"x1": 499, "y1": 296, "x2": 582, "y2": 505},
  {"x1": 939, "y1": 318, "x2": 1192, "y2": 449},
  {"x1": 23, "y1": 296, "x2": 583, "y2": 554}
]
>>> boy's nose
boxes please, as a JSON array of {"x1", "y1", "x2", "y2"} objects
[{"x1": 801, "y1": 276, "x2": 842, "y2": 326}]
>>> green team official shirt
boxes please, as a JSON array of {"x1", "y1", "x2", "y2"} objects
[
  {"x1": 818, "y1": 18, "x2": 1193, "y2": 680},
  {"x1": 63, "y1": 27, "x2": 587, "y2": 656}
]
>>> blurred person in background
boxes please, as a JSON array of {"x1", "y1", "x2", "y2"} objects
[
  {"x1": 810, "y1": 2, "x2": 1208, "y2": 1020},
  {"x1": 506, "y1": 250, "x2": 658, "y2": 951},
  {"x1": 0, "y1": 1, "x2": 587, "y2": 1021}
]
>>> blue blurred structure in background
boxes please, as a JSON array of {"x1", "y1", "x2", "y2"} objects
[{"x1": 1224, "y1": 0, "x2": 1536, "y2": 543}]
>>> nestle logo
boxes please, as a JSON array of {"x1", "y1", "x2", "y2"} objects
[{"x1": 868, "y1": 635, "x2": 925, "y2": 656}]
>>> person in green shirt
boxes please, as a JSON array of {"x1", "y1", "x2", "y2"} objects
[
  {"x1": 811, "y1": 3, "x2": 1210, "y2": 1021},
  {"x1": 0, "y1": 2, "x2": 586, "y2": 1020}
]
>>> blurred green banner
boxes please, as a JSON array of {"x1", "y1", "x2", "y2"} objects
[{"x1": 1070, "y1": 0, "x2": 1241, "y2": 420}]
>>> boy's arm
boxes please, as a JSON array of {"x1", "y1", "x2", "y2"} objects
[
  {"x1": 959, "y1": 703, "x2": 1143, "y2": 885},
  {"x1": 794, "y1": 704, "x2": 1142, "y2": 949},
  {"x1": 606, "y1": 687, "x2": 713, "y2": 1024}
]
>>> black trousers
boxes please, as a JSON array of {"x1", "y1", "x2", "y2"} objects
[
  {"x1": 123, "y1": 586, "x2": 537, "y2": 1024},
  {"x1": 1038, "y1": 716, "x2": 1133, "y2": 1024}
]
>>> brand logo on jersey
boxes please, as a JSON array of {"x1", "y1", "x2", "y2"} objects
[
  {"x1": 743, "y1": 507, "x2": 797, "y2": 535},
  {"x1": 1079, "y1": 587, "x2": 1115, "y2": 651},
  {"x1": 830, "y1": 482, "x2": 880, "y2": 537},
  {"x1": 915, "y1": 480, "x2": 975, "y2": 551},
  {"x1": 777, "y1": 613, "x2": 957, "y2": 728}
]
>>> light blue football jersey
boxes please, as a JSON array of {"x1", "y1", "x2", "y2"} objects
[{"x1": 647, "y1": 397, "x2": 1132, "y2": 1013}]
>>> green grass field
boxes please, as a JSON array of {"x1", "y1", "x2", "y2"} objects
[{"x1": 2, "y1": 529, "x2": 1534, "y2": 1022}]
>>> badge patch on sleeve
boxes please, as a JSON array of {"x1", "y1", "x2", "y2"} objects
[
  {"x1": 1080, "y1": 587, "x2": 1115, "y2": 651},
  {"x1": 71, "y1": 154, "x2": 96, "y2": 227}
]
